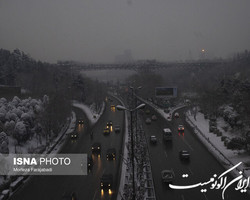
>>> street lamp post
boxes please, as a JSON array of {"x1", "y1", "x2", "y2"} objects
[{"x1": 116, "y1": 103, "x2": 145, "y2": 200}]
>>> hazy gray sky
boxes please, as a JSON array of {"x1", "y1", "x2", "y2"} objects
[{"x1": 1, "y1": 0, "x2": 250, "y2": 63}]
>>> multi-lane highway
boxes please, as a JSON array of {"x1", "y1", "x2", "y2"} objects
[
  {"x1": 8, "y1": 96, "x2": 250, "y2": 200},
  {"x1": 9, "y1": 97, "x2": 124, "y2": 200},
  {"x1": 140, "y1": 106, "x2": 249, "y2": 200}
]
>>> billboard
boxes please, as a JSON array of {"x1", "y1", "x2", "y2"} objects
[{"x1": 155, "y1": 87, "x2": 177, "y2": 98}]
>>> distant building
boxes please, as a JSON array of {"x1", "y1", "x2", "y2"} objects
[
  {"x1": 114, "y1": 50, "x2": 133, "y2": 63},
  {"x1": 0, "y1": 85, "x2": 21, "y2": 99}
]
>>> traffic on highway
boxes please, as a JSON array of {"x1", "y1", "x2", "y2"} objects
[
  {"x1": 2, "y1": 92, "x2": 249, "y2": 200},
  {"x1": 8, "y1": 98, "x2": 125, "y2": 200}
]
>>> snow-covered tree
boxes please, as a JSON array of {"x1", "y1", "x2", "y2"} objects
[
  {"x1": 21, "y1": 113, "x2": 33, "y2": 126},
  {"x1": 0, "y1": 98, "x2": 7, "y2": 105},
  {"x1": 0, "y1": 107, "x2": 7, "y2": 122},
  {"x1": 12, "y1": 107, "x2": 23, "y2": 118},
  {"x1": 11, "y1": 96, "x2": 21, "y2": 107},
  {"x1": 4, "y1": 120, "x2": 15, "y2": 135},
  {"x1": 0, "y1": 132, "x2": 9, "y2": 154},
  {"x1": 14, "y1": 121, "x2": 28, "y2": 144},
  {"x1": 5, "y1": 111, "x2": 18, "y2": 122}
]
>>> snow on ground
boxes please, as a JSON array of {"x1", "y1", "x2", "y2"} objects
[
  {"x1": 1, "y1": 100, "x2": 106, "y2": 198},
  {"x1": 8, "y1": 136, "x2": 45, "y2": 154},
  {"x1": 72, "y1": 101, "x2": 105, "y2": 125},
  {"x1": 143, "y1": 97, "x2": 250, "y2": 191},
  {"x1": 0, "y1": 112, "x2": 75, "y2": 198},
  {"x1": 65, "y1": 112, "x2": 76, "y2": 135},
  {"x1": 49, "y1": 111, "x2": 76, "y2": 154},
  {"x1": 137, "y1": 95, "x2": 186, "y2": 121},
  {"x1": 108, "y1": 94, "x2": 129, "y2": 200},
  {"x1": 216, "y1": 117, "x2": 245, "y2": 139},
  {"x1": 110, "y1": 93, "x2": 156, "y2": 200},
  {"x1": 7, "y1": 112, "x2": 75, "y2": 155},
  {"x1": 186, "y1": 111, "x2": 250, "y2": 179}
]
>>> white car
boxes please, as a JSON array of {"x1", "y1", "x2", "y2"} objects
[
  {"x1": 174, "y1": 112, "x2": 179, "y2": 118},
  {"x1": 161, "y1": 170, "x2": 175, "y2": 183}
]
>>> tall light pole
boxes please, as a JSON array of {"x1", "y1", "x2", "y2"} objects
[{"x1": 116, "y1": 103, "x2": 145, "y2": 200}]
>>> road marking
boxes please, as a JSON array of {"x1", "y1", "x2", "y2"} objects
[
  {"x1": 164, "y1": 151, "x2": 168, "y2": 159},
  {"x1": 188, "y1": 167, "x2": 194, "y2": 175},
  {"x1": 92, "y1": 190, "x2": 97, "y2": 200},
  {"x1": 181, "y1": 194, "x2": 185, "y2": 200},
  {"x1": 203, "y1": 193, "x2": 209, "y2": 200}
]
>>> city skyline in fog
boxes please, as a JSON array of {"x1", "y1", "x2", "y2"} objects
[{"x1": 1, "y1": 0, "x2": 250, "y2": 63}]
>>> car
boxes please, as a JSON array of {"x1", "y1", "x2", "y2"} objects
[
  {"x1": 104, "y1": 127, "x2": 110, "y2": 134},
  {"x1": 150, "y1": 135, "x2": 157, "y2": 144},
  {"x1": 71, "y1": 132, "x2": 79, "y2": 139},
  {"x1": 178, "y1": 125, "x2": 184, "y2": 135},
  {"x1": 178, "y1": 125, "x2": 184, "y2": 131},
  {"x1": 185, "y1": 99, "x2": 191, "y2": 105},
  {"x1": 114, "y1": 125, "x2": 121, "y2": 133},
  {"x1": 174, "y1": 112, "x2": 179, "y2": 118},
  {"x1": 179, "y1": 150, "x2": 190, "y2": 160},
  {"x1": 110, "y1": 105, "x2": 115, "y2": 111},
  {"x1": 151, "y1": 115, "x2": 157, "y2": 121},
  {"x1": 87, "y1": 156, "x2": 94, "y2": 170},
  {"x1": 106, "y1": 148, "x2": 116, "y2": 160},
  {"x1": 71, "y1": 192, "x2": 77, "y2": 200},
  {"x1": 92, "y1": 143, "x2": 101, "y2": 155},
  {"x1": 100, "y1": 174, "x2": 113, "y2": 194},
  {"x1": 161, "y1": 170, "x2": 175, "y2": 183},
  {"x1": 163, "y1": 128, "x2": 172, "y2": 141},
  {"x1": 78, "y1": 119, "x2": 84, "y2": 124},
  {"x1": 107, "y1": 121, "x2": 113, "y2": 127},
  {"x1": 145, "y1": 118, "x2": 151, "y2": 124}
]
